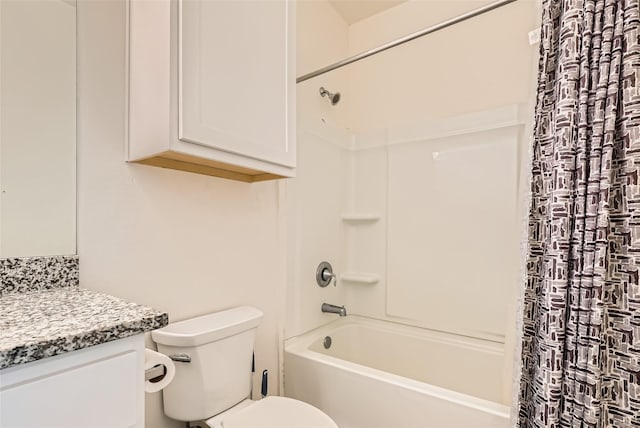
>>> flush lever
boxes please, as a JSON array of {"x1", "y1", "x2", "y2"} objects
[
  {"x1": 316, "y1": 261, "x2": 336, "y2": 287},
  {"x1": 169, "y1": 353, "x2": 191, "y2": 363}
]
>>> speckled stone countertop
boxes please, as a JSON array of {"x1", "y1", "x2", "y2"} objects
[
  {"x1": 0, "y1": 287, "x2": 168, "y2": 369},
  {"x1": 1, "y1": 256, "x2": 79, "y2": 296}
]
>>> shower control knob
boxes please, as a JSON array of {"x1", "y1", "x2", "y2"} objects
[{"x1": 316, "y1": 261, "x2": 336, "y2": 287}]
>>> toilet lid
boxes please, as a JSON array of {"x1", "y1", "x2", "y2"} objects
[{"x1": 215, "y1": 397, "x2": 338, "y2": 428}]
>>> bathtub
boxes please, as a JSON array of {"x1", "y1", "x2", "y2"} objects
[{"x1": 284, "y1": 316, "x2": 510, "y2": 428}]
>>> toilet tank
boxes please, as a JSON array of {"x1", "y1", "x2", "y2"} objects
[{"x1": 151, "y1": 306, "x2": 263, "y2": 422}]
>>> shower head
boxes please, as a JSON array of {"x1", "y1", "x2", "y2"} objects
[{"x1": 319, "y1": 87, "x2": 341, "y2": 105}]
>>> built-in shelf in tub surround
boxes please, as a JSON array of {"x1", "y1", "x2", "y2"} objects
[
  {"x1": 0, "y1": 255, "x2": 79, "y2": 296},
  {"x1": 0, "y1": 287, "x2": 168, "y2": 369},
  {"x1": 341, "y1": 213, "x2": 381, "y2": 222},
  {"x1": 340, "y1": 273, "x2": 380, "y2": 284}
]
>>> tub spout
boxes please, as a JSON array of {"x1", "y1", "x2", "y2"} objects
[{"x1": 321, "y1": 303, "x2": 347, "y2": 317}]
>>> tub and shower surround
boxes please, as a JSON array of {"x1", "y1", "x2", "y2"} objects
[
  {"x1": 288, "y1": 0, "x2": 538, "y2": 339},
  {"x1": 288, "y1": 0, "x2": 540, "y2": 426}
]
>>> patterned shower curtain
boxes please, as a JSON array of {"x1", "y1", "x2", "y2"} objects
[{"x1": 517, "y1": 0, "x2": 639, "y2": 427}]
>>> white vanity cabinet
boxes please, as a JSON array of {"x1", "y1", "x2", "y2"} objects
[
  {"x1": 0, "y1": 335, "x2": 145, "y2": 428},
  {"x1": 127, "y1": 0, "x2": 296, "y2": 183}
]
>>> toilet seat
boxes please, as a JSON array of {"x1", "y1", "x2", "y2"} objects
[{"x1": 205, "y1": 397, "x2": 338, "y2": 428}]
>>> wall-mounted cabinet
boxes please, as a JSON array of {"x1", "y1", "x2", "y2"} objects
[{"x1": 126, "y1": 0, "x2": 296, "y2": 183}]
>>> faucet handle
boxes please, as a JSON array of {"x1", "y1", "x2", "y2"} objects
[
  {"x1": 316, "y1": 261, "x2": 337, "y2": 287},
  {"x1": 321, "y1": 269, "x2": 336, "y2": 286}
]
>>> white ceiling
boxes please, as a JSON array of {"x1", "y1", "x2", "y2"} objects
[{"x1": 328, "y1": 0, "x2": 408, "y2": 25}]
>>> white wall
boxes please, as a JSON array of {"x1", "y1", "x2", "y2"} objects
[
  {"x1": 77, "y1": 2, "x2": 286, "y2": 427},
  {"x1": 346, "y1": 0, "x2": 538, "y2": 130},
  {"x1": 0, "y1": 0, "x2": 76, "y2": 257}
]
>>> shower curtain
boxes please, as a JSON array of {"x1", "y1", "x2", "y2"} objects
[{"x1": 517, "y1": 0, "x2": 639, "y2": 427}]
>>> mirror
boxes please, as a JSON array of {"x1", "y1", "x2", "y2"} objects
[{"x1": 0, "y1": 0, "x2": 76, "y2": 257}]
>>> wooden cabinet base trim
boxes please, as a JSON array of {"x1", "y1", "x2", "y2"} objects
[{"x1": 132, "y1": 153, "x2": 284, "y2": 183}]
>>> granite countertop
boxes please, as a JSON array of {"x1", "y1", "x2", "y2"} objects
[{"x1": 0, "y1": 287, "x2": 168, "y2": 369}]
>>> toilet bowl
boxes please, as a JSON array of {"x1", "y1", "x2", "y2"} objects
[
  {"x1": 206, "y1": 396, "x2": 337, "y2": 428},
  {"x1": 151, "y1": 306, "x2": 337, "y2": 428}
]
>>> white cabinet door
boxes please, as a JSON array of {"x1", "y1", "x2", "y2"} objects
[
  {"x1": 179, "y1": 0, "x2": 295, "y2": 168},
  {"x1": 127, "y1": 0, "x2": 296, "y2": 182},
  {"x1": 0, "y1": 335, "x2": 145, "y2": 428}
]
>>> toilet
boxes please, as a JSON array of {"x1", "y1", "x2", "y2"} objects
[{"x1": 151, "y1": 306, "x2": 338, "y2": 428}]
